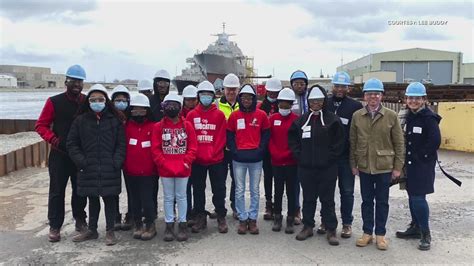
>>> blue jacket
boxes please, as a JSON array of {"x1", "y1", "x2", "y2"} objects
[{"x1": 405, "y1": 108, "x2": 441, "y2": 196}]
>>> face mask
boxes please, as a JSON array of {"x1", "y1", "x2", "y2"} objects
[
  {"x1": 267, "y1": 96, "x2": 277, "y2": 103},
  {"x1": 279, "y1": 108, "x2": 291, "y2": 116},
  {"x1": 131, "y1": 115, "x2": 145, "y2": 123},
  {"x1": 114, "y1": 101, "x2": 128, "y2": 111},
  {"x1": 200, "y1": 95, "x2": 213, "y2": 106},
  {"x1": 90, "y1": 102, "x2": 105, "y2": 113}
]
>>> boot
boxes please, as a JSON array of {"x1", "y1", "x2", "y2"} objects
[
  {"x1": 176, "y1": 222, "x2": 189, "y2": 241},
  {"x1": 356, "y1": 233, "x2": 373, "y2": 247},
  {"x1": 327, "y1": 230, "x2": 340, "y2": 246},
  {"x1": 418, "y1": 230, "x2": 431, "y2": 251},
  {"x1": 114, "y1": 214, "x2": 122, "y2": 231},
  {"x1": 263, "y1": 201, "x2": 274, "y2": 221},
  {"x1": 232, "y1": 208, "x2": 239, "y2": 220},
  {"x1": 296, "y1": 225, "x2": 314, "y2": 241},
  {"x1": 75, "y1": 218, "x2": 88, "y2": 233},
  {"x1": 105, "y1": 230, "x2": 118, "y2": 246},
  {"x1": 208, "y1": 210, "x2": 218, "y2": 219},
  {"x1": 341, "y1": 224, "x2": 352, "y2": 238},
  {"x1": 191, "y1": 213, "x2": 207, "y2": 233},
  {"x1": 133, "y1": 222, "x2": 144, "y2": 239},
  {"x1": 187, "y1": 210, "x2": 197, "y2": 227},
  {"x1": 294, "y1": 207, "x2": 302, "y2": 225},
  {"x1": 72, "y1": 229, "x2": 99, "y2": 242},
  {"x1": 317, "y1": 223, "x2": 326, "y2": 234},
  {"x1": 272, "y1": 214, "x2": 283, "y2": 232},
  {"x1": 48, "y1": 228, "x2": 61, "y2": 242},
  {"x1": 141, "y1": 222, "x2": 157, "y2": 241},
  {"x1": 376, "y1": 235, "x2": 388, "y2": 250},
  {"x1": 121, "y1": 213, "x2": 133, "y2": 231},
  {"x1": 285, "y1": 216, "x2": 295, "y2": 234},
  {"x1": 248, "y1": 219, "x2": 259, "y2": 234},
  {"x1": 217, "y1": 216, "x2": 228, "y2": 234},
  {"x1": 237, "y1": 220, "x2": 248, "y2": 235},
  {"x1": 163, "y1": 222, "x2": 175, "y2": 242},
  {"x1": 396, "y1": 222, "x2": 421, "y2": 239}
]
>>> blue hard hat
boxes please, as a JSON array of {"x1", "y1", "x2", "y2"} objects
[
  {"x1": 363, "y1": 78, "x2": 384, "y2": 92},
  {"x1": 405, "y1": 82, "x2": 427, "y2": 96},
  {"x1": 332, "y1": 71, "x2": 351, "y2": 85},
  {"x1": 66, "y1": 65, "x2": 86, "y2": 80},
  {"x1": 290, "y1": 70, "x2": 308, "y2": 83}
]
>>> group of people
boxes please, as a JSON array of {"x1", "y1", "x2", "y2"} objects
[{"x1": 35, "y1": 64, "x2": 441, "y2": 251}]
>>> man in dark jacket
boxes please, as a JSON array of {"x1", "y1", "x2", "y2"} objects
[
  {"x1": 35, "y1": 64, "x2": 88, "y2": 242},
  {"x1": 149, "y1": 69, "x2": 171, "y2": 122}
]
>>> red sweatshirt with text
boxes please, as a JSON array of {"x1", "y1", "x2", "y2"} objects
[
  {"x1": 123, "y1": 119, "x2": 157, "y2": 177},
  {"x1": 269, "y1": 112, "x2": 299, "y2": 166}
]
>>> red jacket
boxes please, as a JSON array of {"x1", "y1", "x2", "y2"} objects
[
  {"x1": 151, "y1": 116, "x2": 197, "y2": 178},
  {"x1": 123, "y1": 119, "x2": 157, "y2": 177},
  {"x1": 186, "y1": 104, "x2": 227, "y2": 165},
  {"x1": 269, "y1": 112, "x2": 298, "y2": 166},
  {"x1": 180, "y1": 107, "x2": 194, "y2": 119}
]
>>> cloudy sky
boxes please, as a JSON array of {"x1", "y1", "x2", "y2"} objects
[{"x1": 0, "y1": 0, "x2": 472, "y2": 82}]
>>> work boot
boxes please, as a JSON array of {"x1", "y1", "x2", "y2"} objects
[
  {"x1": 72, "y1": 229, "x2": 99, "y2": 242},
  {"x1": 48, "y1": 228, "x2": 61, "y2": 242},
  {"x1": 248, "y1": 219, "x2": 259, "y2": 234},
  {"x1": 296, "y1": 225, "x2": 314, "y2": 241},
  {"x1": 317, "y1": 223, "x2": 327, "y2": 234},
  {"x1": 341, "y1": 224, "x2": 352, "y2": 238},
  {"x1": 176, "y1": 222, "x2": 189, "y2": 242},
  {"x1": 121, "y1": 213, "x2": 133, "y2": 231},
  {"x1": 114, "y1": 214, "x2": 122, "y2": 231},
  {"x1": 237, "y1": 220, "x2": 248, "y2": 235},
  {"x1": 163, "y1": 222, "x2": 175, "y2": 242},
  {"x1": 191, "y1": 213, "x2": 207, "y2": 233},
  {"x1": 272, "y1": 214, "x2": 283, "y2": 232},
  {"x1": 327, "y1": 230, "x2": 340, "y2": 246},
  {"x1": 285, "y1": 216, "x2": 295, "y2": 234},
  {"x1": 105, "y1": 230, "x2": 118, "y2": 246},
  {"x1": 217, "y1": 216, "x2": 228, "y2": 234},
  {"x1": 232, "y1": 209, "x2": 239, "y2": 220},
  {"x1": 133, "y1": 222, "x2": 144, "y2": 239},
  {"x1": 356, "y1": 233, "x2": 373, "y2": 247},
  {"x1": 396, "y1": 222, "x2": 421, "y2": 239},
  {"x1": 208, "y1": 210, "x2": 218, "y2": 219},
  {"x1": 376, "y1": 235, "x2": 388, "y2": 250},
  {"x1": 294, "y1": 207, "x2": 302, "y2": 225},
  {"x1": 141, "y1": 222, "x2": 157, "y2": 241},
  {"x1": 75, "y1": 218, "x2": 88, "y2": 232},
  {"x1": 187, "y1": 210, "x2": 197, "y2": 227},
  {"x1": 418, "y1": 230, "x2": 431, "y2": 251},
  {"x1": 263, "y1": 201, "x2": 274, "y2": 221}
]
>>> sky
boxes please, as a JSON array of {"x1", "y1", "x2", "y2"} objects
[{"x1": 0, "y1": 0, "x2": 473, "y2": 82}]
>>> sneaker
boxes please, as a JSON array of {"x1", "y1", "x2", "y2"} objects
[{"x1": 356, "y1": 233, "x2": 373, "y2": 247}]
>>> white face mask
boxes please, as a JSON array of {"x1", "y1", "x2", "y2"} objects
[{"x1": 279, "y1": 108, "x2": 291, "y2": 116}]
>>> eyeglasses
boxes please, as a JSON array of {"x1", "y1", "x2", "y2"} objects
[
  {"x1": 240, "y1": 95, "x2": 253, "y2": 100},
  {"x1": 365, "y1": 92, "x2": 381, "y2": 97},
  {"x1": 113, "y1": 99, "x2": 128, "y2": 103},
  {"x1": 155, "y1": 80, "x2": 169, "y2": 86},
  {"x1": 89, "y1": 97, "x2": 106, "y2": 103}
]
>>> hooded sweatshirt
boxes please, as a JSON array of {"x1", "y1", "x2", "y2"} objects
[
  {"x1": 269, "y1": 112, "x2": 299, "y2": 166},
  {"x1": 123, "y1": 119, "x2": 157, "y2": 177}
]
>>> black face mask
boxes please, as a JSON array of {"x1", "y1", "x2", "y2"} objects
[
  {"x1": 164, "y1": 108, "x2": 180, "y2": 118},
  {"x1": 131, "y1": 115, "x2": 145, "y2": 123}
]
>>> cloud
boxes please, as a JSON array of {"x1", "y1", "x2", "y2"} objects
[
  {"x1": 402, "y1": 27, "x2": 452, "y2": 41},
  {"x1": 0, "y1": 45, "x2": 65, "y2": 63}
]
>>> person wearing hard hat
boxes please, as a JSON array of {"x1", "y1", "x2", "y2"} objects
[
  {"x1": 288, "y1": 85, "x2": 344, "y2": 246},
  {"x1": 122, "y1": 94, "x2": 159, "y2": 241},
  {"x1": 35, "y1": 64, "x2": 88, "y2": 242},
  {"x1": 268, "y1": 87, "x2": 299, "y2": 233},
  {"x1": 149, "y1": 69, "x2": 171, "y2": 122},
  {"x1": 67, "y1": 84, "x2": 126, "y2": 246},
  {"x1": 350, "y1": 78, "x2": 405, "y2": 250},
  {"x1": 395, "y1": 82, "x2": 441, "y2": 251},
  {"x1": 257, "y1": 77, "x2": 282, "y2": 221},
  {"x1": 186, "y1": 81, "x2": 229, "y2": 234},
  {"x1": 151, "y1": 92, "x2": 197, "y2": 242},
  {"x1": 181, "y1": 85, "x2": 198, "y2": 119},
  {"x1": 314, "y1": 72, "x2": 363, "y2": 238},
  {"x1": 137, "y1": 79, "x2": 154, "y2": 98},
  {"x1": 227, "y1": 84, "x2": 270, "y2": 235}
]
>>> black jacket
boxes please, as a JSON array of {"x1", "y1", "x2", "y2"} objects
[
  {"x1": 149, "y1": 94, "x2": 164, "y2": 122},
  {"x1": 67, "y1": 109, "x2": 126, "y2": 197}
]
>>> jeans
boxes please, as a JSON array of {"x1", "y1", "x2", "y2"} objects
[
  {"x1": 409, "y1": 194, "x2": 430, "y2": 231},
  {"x1": 224, "y1": 149, "x2": 236, "y2": 211},
  {"x1": 272, "y1": 165, "x2": 297, "y2": 216},
  {"x1": 263, "y1": 151, "x2": 274, "y2": 202},
  {"x1": 88, "y1": 195, "x2": 117, "y2": 231},
  {"x1": 161, "y1": 177, "x2": 189, "y2": 223},
  {"x1": 192, "y1": 162, "x2": 227, "y2": 217},
  {"x1": 233, "y1": 160, "x2": 262, "y2": 221},
  {"x1": 359, "y1": 172, "x2": 391, "y2": 236},
  {"x1": 337, "y1": 159, "x2": 355, "y2": 225},
  {"x1": 127, "y1": 175, "x2": 158, "y2": 225}
]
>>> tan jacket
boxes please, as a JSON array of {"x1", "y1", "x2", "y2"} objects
[{"x1": 349, "y1": 105, "x2": 405, "y2": 174}]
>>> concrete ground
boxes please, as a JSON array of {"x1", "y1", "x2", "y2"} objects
[{"x1": 0, "y1": 150, "x2": 473, "y2": 264}]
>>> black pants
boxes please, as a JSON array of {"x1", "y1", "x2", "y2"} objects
[
  {"x1": 152, "y1": 176, "x2": 159, "y2": 220},
  {"x1": 224, "y1": 149, "x2": 235, "y2": 211},
  {"x1": 263, "y1": 151, "x2": 274, "y2": 202},
  {"x1": 273, "y1": 165, "x2": 297, "y2": 216},
  {"x1": 187, "y1": 172, "x2": 193, "y2": 213},
  {"x1": 47, "y1": 150, "x2": 87, "y2": 229},
  {"x1": 192, "y1": 162, "x2": 228, "y2": 217},
  {"x1": 88, "y1": 195, "x2": 117, "y2": 231},
  {"x1": 126, "y1": 175, "x2": 158, "y2": 225},
  {"x1": 299, "y1": 165, "x2": 338, "y2": 231}
]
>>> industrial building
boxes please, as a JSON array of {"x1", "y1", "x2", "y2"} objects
[
  {"x1": 337, "y1": 48, "x2": 474, "y2": 85},
  {"x1": 0, "y1": 65, "x2": 66, "y2": 88},
  {"x1": 0, "y1": 74, "x2": 18, "y2": 87}
]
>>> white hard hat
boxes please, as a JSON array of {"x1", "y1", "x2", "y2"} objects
[
  {"x1": 223, "y1": 73, "x2": 240, "y2": 88},
  {"x1": 138, "y1": 79, "x2": 153, "y2": 91},
  {"x1": 239, "y1": 84, "x2": 256, "y2": 96},
  {"x1": 111, "y1": 85, "x2": 130, "y2": 99},
  {"x1": 308, "y1": 86, "x2": 325, "y2": 99},
  {"x1": 130, "y1": 94, "x2": 150, "y2": 108},
  {"x1": 277, "y1": 87, "x2": 296, "y2": 101},
  {"x1": 163, "y1": 91, "x2": 183, "y2": 106},
  {"x1": 154, "y1": 69, "x2": 170, "y2": 80},
  {"x1": 197, "y1": 80, "x2": 215, "y2": 94},
  {"x1": 87, "y1": 84, "x2": 109, "y2": 98},
  {"x1": 182, "y1": 85, "x2": 198, "y2": 98},
  {"x1": 265, "y1": 77, "x2": 282, "y2": 92}
]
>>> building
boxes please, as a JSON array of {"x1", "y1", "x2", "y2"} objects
[
  {"x1": 337, "y1": 48, "x2": 473, "y2": 85},
  {"x1": 0, "y1": 74, "x2": 18, "y2": 87},
  {"x1": 0, "y1": 65, "x2": 66, "y2": 88}
]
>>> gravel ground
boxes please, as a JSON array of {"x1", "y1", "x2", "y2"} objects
[{"x1": 0, "y1": 132, "x2": 43, "y2": 155}]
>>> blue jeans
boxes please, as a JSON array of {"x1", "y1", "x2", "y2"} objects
[
  {"x1": 409, "y1": 195, "x2": 430, "y2": 231},
  {"x1": 233, "y1": 160, "x2": 262, "y2": 221},
  {"x1": 359, "y1": 172, "x2": 391, "y2": 236},
  {"x1": 161, "y1": 177, "x2": 188, "y2": 223},
  {"x1": 337, "y1": 159, "x2": 355, "y2": 225}
]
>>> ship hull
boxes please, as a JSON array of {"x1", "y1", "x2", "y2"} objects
[
  {"x1": 194, "y1": 53, "x2": 246, "y2": 78},
  {"x1": 172, "y1": 79, "x2": 199, "y2": 94}
]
